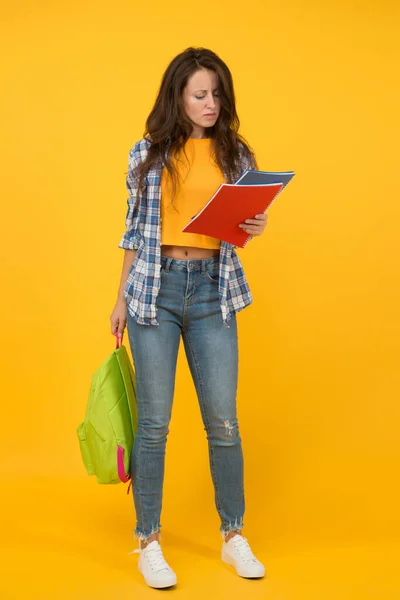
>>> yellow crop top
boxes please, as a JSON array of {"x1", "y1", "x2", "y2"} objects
[{"x1": 160, "y1": 137, "x2": 225, "y2": 249}]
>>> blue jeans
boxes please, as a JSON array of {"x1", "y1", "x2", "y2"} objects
[{"x1": 126, "y1": 255, "x2": 245, "y2": 540}]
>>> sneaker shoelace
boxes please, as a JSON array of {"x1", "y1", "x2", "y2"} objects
[
  {"x1": 231, "y1": 536, "x2": 258, "y2": 563},
  {"x1": 129, "y1": 543, "x2": 171, "y2": 573}
]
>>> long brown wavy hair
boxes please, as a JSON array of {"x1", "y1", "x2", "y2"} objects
[{"x1": 134, "y1": 47, "x2": 257, "y2": 203}]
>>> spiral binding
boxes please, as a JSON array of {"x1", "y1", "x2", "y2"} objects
[{"x1": 242, "y1": 233, "x2": 253, "y2": 248}]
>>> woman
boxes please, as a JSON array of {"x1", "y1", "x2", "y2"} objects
[{"x1": 110, "y1": 47, "x2": 268, "y2": 589}]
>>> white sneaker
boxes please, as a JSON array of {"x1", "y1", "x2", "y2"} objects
[
  {"x1": 129, "y1": 540, "x2": 177, "y2": 588},
  {"x1": 222, "y1": 534, "x2": 266, "y2": 578}
]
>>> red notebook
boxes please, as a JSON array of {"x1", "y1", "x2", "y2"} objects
[{"x1": 182, "y1": 183, "x2": 283, "y2": 248}]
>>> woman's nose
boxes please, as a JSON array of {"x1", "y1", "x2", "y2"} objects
[{"x1": 206, "y1": 96, "x2": 216, "y2": 109}]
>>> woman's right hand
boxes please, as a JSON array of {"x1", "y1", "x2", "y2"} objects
[{"x1": 110, "y1": 298, "x2": 127, "y2": 338}]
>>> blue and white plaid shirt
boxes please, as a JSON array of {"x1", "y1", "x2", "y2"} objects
[{"x1": 118, "y1": 137, "x2": 255, "y2": 328}]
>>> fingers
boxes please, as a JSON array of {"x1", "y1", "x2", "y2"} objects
[
  {"x1": 110, "y1": 317, "x2": 126, "y2": 337},
  {"x1": 242, "y1": 228, "x2": 259, "y2": 234},
  {"x1": 244, "y1": 215, "x2": 267, "y2": 225},
  {"x1": 239, "y1": 224, "x2": 263, "y2": 233},
  {"x1": 239, "y1": 214, "x2": 268, "y2": 235}
]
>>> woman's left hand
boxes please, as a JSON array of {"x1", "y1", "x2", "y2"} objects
[{"x1": 239, "y1": 213, "x2": 268, "y2": 237}]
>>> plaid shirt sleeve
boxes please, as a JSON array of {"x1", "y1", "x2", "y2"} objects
[{"x1": 118, "y1": 146, "x2": 142, "y2": 250}]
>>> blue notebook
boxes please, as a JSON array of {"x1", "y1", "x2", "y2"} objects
[{"x1": 236, "y1": 169, "x2": 295, "y2": 188}]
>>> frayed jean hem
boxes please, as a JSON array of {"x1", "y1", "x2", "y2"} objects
[
  {"x1": 134, "y1": 524, "x2": 162, "y2": 541},
  {"x1": 220, "y1": 517, "x2": 244, "y2": 539}
]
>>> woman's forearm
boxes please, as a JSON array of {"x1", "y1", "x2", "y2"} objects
[{"x1": 117, "y1": 249, "x2": 137, "y2": 301}]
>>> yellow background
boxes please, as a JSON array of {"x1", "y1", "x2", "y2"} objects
[{"x1": 1, "y1": 1, "x2": 399, "y2": 598}]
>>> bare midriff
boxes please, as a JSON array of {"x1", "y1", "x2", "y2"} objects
[{"x1": 161, "y1": 245, "x2": 219, "y2": 260}]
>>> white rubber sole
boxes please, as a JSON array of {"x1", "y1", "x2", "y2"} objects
[{"x1": 222, "y1": 548, "x2": 265, "y2": 578}]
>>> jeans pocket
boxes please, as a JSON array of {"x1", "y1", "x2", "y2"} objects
[{"x1": 204, "y1": 269, "x2": 219, "y2": 284}]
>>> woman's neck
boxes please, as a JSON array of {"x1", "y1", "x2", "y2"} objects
[{"x1": 190, "y1": 124, "x2": 207, "y2": 139}]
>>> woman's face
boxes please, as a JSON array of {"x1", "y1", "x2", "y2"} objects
[{"x1": 182, "y1": 68, "x2": 221, "y2": 137}]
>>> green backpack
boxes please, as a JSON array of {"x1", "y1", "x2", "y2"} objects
[{"x1": 77, "y1": 335, "x2": 138, "y2": 486}]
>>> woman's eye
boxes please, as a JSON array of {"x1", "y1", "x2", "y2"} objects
[{"x1": 195, "y1": 94, "x2": 219, "y2": 100}]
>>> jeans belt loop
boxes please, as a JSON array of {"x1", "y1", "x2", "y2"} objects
[{"x1": 165, "y1": 257, "x2": 173, "y2": 273}]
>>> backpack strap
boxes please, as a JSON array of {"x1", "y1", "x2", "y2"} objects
[{"x1": 117, "y1": 445, "x2": 131, "y2": 483}]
